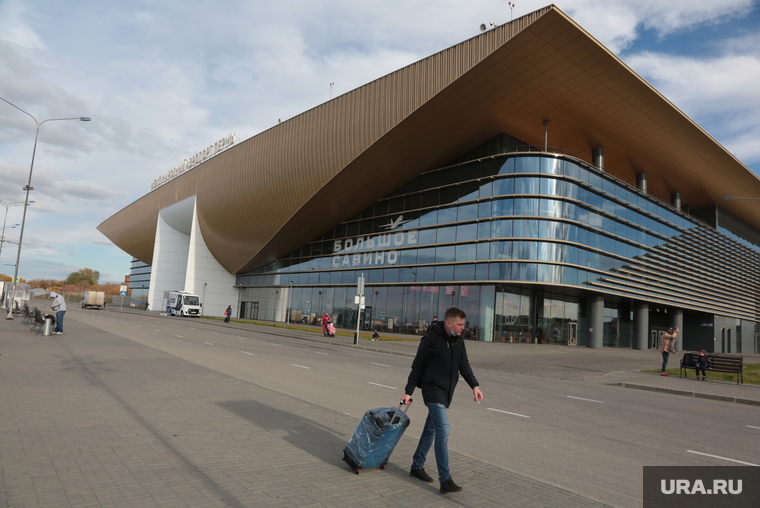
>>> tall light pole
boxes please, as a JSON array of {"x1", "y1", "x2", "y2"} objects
[
  {"x1": 0, "y1": 200, "x2": 33, "y2": 261},
  {"x1": 1, "y1": 97, "x2": 90, "y2": 318}
]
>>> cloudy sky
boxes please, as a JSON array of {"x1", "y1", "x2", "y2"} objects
[{"x1": 0, "y1": 0, "x2": 758, "y2": 283}]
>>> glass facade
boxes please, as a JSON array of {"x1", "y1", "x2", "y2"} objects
[
  {"x1": 129, "y1": 258, "x2": 150, "y2": 307},
  {"x1": 236, "y1": 148, "x2": 760, "y2": 352}
]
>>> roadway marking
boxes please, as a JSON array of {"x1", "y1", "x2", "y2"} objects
[
  {"x1": 155, "y1": 329, "x2": 161, "y2": 332},
  {"x1": 687, "y1": 450, "x2": 759, "y2": 466},
  {"x1": 487, "y1": 408, "x2": 530, "y2": 418},
  {"x1": 239, "y1": 351, "x2": 255, "y2": 356},
  {"x1": 203, "y1": 342, "x2": 214, "y2": 346},
  {"x1": 189, "y1": 327, "x2": 195, "y2": 330},
  {"x1": 566, "y1": 396, "x2": 604, "y2": 403},
  {"x1": 747, "y1": 425, "x2": 760, "y2": 430},
  {"x1": 270, "y1": 343, "x2": 282, "y2": 346},
  {"x1": 211, "y1": 332, "x2": 218, "y2": 334},
  {"x1": 176, "y1": 335, "x2": 184, "y2": 338},
  {"x1": 371, "y1": 362, "x2": 390, "y2": 367},
  {"x1": 291, "y1": 364, "x2": 310, "y2": 369},
  {"x1": 368, "y1": 382, "x2": 396, "y2": 390},
  {"x1": 136, "y1": 325, "x2": 142, "y2": 328},
  {"x1": 236, "y1": 336, "x2": 246, "y2": 339},
  {"x1": 313, "y1": 352, "x2": 329, "y2": 356}
]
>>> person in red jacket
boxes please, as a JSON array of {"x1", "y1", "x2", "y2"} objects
[
  {"x1": 321, "y1": 312, "x2": 331, "y2": 336},
  {"x1": 401, "y1": 307, "x2": 483, "y2": 494}
]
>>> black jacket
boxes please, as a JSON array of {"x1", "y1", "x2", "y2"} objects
[{"x1": 404, "y1": 321, "x2": 479, "y2": 408}]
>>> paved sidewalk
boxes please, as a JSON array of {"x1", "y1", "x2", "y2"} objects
[{"x1": 0, "y1": 312, "x2": 610, "y2": 508}]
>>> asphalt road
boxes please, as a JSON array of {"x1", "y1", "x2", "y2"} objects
[{"x1": 71, "y1": 309, "x2": 760, "y2": 508}]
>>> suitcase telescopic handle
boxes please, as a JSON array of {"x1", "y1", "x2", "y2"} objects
[{"x1": 391, "y1": 399, "x2": 412, "y2": 424}]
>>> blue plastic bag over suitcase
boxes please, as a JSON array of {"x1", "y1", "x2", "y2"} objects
[{"x1": 343, "y1": 403, "x2": 411, "y2": 473}]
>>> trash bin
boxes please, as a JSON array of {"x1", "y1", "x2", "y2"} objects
[{"x1": 42, "y1": 315, "x2": 56, "y2": 336}]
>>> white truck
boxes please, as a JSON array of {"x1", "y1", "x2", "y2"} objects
[
  {"x1": 163, "y1": 290, "x2": 201, "y2": 317},
  {"x1": 81, "y1": 291, "x2": 105, "y2": 309}
]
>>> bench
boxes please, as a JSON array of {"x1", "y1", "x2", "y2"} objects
[{"x1": 680, "y1": 352, "x2": 743, "y2": 384}]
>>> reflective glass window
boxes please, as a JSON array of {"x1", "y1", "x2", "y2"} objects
[
  {"x1": 602, "y1": 235, "x2": 615, "y2": 254},
  {"x1": 514, "y1": 219, "x2": 539, "y2": 238},
  {"x1": 614, "y1": 220, "x2": 628, "y2": 238},
  {"x1": 434, "y1": 265, "x2": 454, "y2": 281},
  {"x1": 602, "y1": 216, "x2": 616, "y2": 235},
  {"x1": 602, "y1": 255, "x2": 616, "y2": 271},
  {"x1": 456, "y1": 224, "x2": 477, "y2": 242},
  {"x1": 565, "y1": 161, "x2": 580, "y2": 180},
  {"x1": 308, "y1": 271, "x2": 319, "y2": 284},
  {"x1": 587, "y1": 172, "x2": 603, "y2": 190},
  {"x1": 562, "y1": 202, "x2": 579, "y2": 221},
  {"x1": 399, "y1": 249, "x2": 417, "y2": 265},
  {"x1": 475, "y1": 263, "x2": 490, "y2": 280},
  {"x1": 454, "y1": 264, "x2": 476, "y2": 281},
  {"x1": 438, "y1": 207, "x2": 457, "y2": 224},
  {"x1": 400, "y1": 267, "x2": 416, "y2": 282},
  {"x1": 514, "y1": 198, "x2": 539, "y2": 216},
  {"x1": 478, "y1": 201, "x2": 493, "y2": 219},
  {"x1": 587, "y1": 252, "x2": 602, "y2": 269},
  {"x1": 436, "y1": 245, "x2": 456, "y2": 263},
  {"x1": 479, "y1": 180, "x2": 493, "y2": 198},
  {"x1": 441, "y1": 186, "x2": 459, "y2": 205},
  {"x1": 577, "y1": 247, "x2": 588, "y2": 266},
  {"x1": 614, "y1": 239, "x2": 627, "y2": 256},
  {"x1": 417, "y1": 247, "x2": 435, "y2": 264},
  {"x1": 404, "y1": 194, "x2": 421, "y2": 211},
  {"x1": 418, "y1": 228, "x2": 437, "y2": 245},
  {"x1": 538, "y1": 242, "x2": 567, "y2": 263},
  {"x1": 588, "y1": 211, "x2": 603, "y2": 229},
  {"x1": 563, "y1": 181, "x2": 579, "y2": 200},
  {"x1": 342, "y1": 270, "x2": 358, "y2": 284},
  {"x1": 420, "y1": 209, "x2": 438, "y2": 227},
  {"x1": 515, "y1": 157, "x2": 541, "y2": 173},
  {"x1": 541, "y1": 177, "x2": 563, "y2": 196},
  {"x1": 515, "y1": 177, "x2": 540, "y2": 195},
  {"x1": 492, "y1": 219, "x2": 513, "y2": 238},
  {"x1": 537, "y1": 264, "x2": 562, "y2": 283},
  {"x1": 491, "y1": 241, "x2": 512, "y2": 260},
  {"x1": 498, "y1": 158, "x2": 515, "y2": 174},
  {"x1": 587, "y1": 191, "x2": 603, "y2": 210},
  {"x1": 490, "y1": 262, "x2": 511, "y2": 280},
  {"x1": 540, "y1": 221, "x2": 569, "y2": 240},
  {"x1": 540, "y1": 198, "x2": 563, "y2": 218},
  {"x1": 331, "y1": 271, "x2": 343, "y2": 284},
  {"x1": 493, "y1": 178, "x2": 514, "y2": 196},
  {"x1": 514, "y1": 241, "x2": 538, "y2": 260},
  {"x1": 514, "y1": 262, "x2": 537, "y2": 281},
  {"x1": 437, "y1": 226, "x2": 456, "y2": 244},
  {"x1": 541, "y1": 157, "x2": 563, "y2": 174},
  {"x1": 566, "y1": 245, "x2": 579, "y2": 265},
  {"x1": 421, "y1": 190, "x2": 438, "y2": 208},
  {"x1": 455, "y1": 242, "x2": 477, "y2": 262},
  {"x1": 383, "y1": 268, "x2": 399, "y2": 283},
  {"x1": 458, "y1": 204, "x2": 478, "y2": 222},
  {"x1": 459, "y1": 182, "x2": 480, "y2": 202},
  {"x1": 563, "y1": 267, "x2": 578, "y2": 285},
  {"x1": 477, "y1": 222, "x2": 491, "y2": 240},
  {"x1": 477, "y1": 242, "x2": 491, "y2": 260},
  {"x1": 416, "y1": 266, "x2": 435, "y2": 282},
  {"x1": 494, "y1": 198, "x2": 514, "y2": 217}
]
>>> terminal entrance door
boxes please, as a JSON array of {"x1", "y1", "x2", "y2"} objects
[{"x1": 650, "y1": 330, "x2": 661, "y2": 349}]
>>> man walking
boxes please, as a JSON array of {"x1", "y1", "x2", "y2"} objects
[
  {"x1": 401, "y1": 307, "x2": 483, "y2": 494},
  {"x1": 49, "y1": 291, "x2": 67, "y2": 334}
]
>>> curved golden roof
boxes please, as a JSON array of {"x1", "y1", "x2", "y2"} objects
[{"x1": 98, "y1": 5, "x2": 760, "y2": 274}]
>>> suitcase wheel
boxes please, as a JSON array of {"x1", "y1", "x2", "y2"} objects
[
  {"x1": 380, "y1": 463, "x2": 386, "y2": 469},
  {"x1": 354, "y1": 469, "x2": 361, "y2": 475}
]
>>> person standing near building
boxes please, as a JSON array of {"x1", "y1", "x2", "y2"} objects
[
  {"x1": 659, "y1": 327, "x2": 679, "y2": 376},
  {"x1": 49, "y1": 291, "x2": 67, "y2": 334},
  {"x1": 224, "y1": 305, "x2": 232, "y2": 323},
  {"x1": 401, "y1": 307, "x2": 483, "y2": 494}
]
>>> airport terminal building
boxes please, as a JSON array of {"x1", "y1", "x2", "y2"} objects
[{"x1": 99, "y1": 5, "x2": 760, "y2": 353}]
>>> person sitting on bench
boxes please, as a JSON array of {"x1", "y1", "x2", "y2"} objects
[{"x1": 694, "y1": 349, "x2": 711, "y2": 380}]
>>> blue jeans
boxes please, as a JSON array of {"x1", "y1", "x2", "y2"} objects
[
  {"x1": 661, "y1": 351, "x2": 669, "y2": 372},
  {"x1": 412, "y1": 402, "x2": 450, "y2": 482},
  {"x1": 55, "y1": 310, "x2": 66, "y2": 333}
]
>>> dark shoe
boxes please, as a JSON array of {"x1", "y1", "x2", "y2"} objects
[
  {"x1": 410, "y1": 467, "x2": 433, "y2": 483},
  {"x1": 440, "y1": 478, "x2": 463, "y2": 493}
]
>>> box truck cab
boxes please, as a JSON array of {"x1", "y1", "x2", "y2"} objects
[{"x1": 163, "y1": 291, "x2": 201, "y2": 317}]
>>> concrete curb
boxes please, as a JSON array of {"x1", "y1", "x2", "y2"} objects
[{"x1": 606, "y1": 382, "x2": 760, "y2": 406}]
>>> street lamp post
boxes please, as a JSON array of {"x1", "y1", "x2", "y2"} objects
[
  {"x1": 1, "y1": 97, "x2": 90, "y2": 318},
  {"x1": 0, "y1": 200, "x2": 30, "y2": 261}
]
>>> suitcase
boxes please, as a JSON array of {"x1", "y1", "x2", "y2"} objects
[{"x1": 342, "y1": 401, "x2": 411, "y2": 474}]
